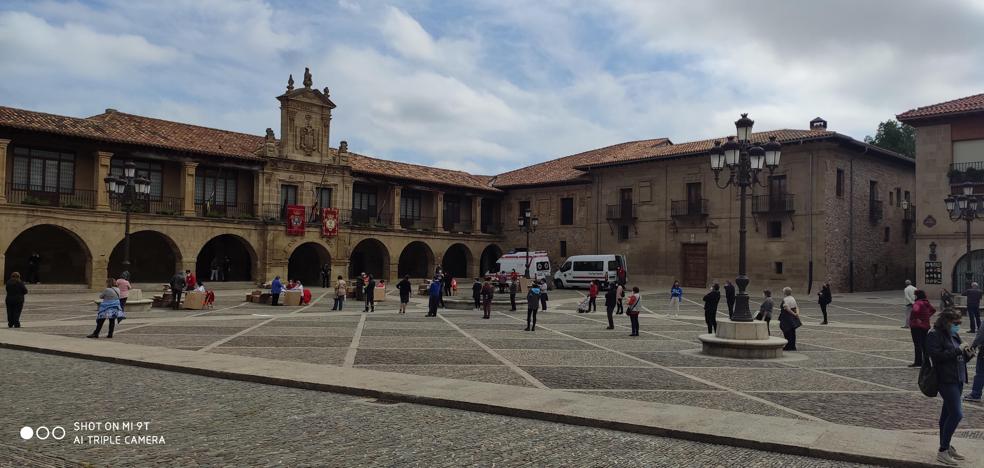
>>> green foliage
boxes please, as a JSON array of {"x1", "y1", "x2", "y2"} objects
[
  {"x1": 20, "y1": 196, "x2": 50, "y2": 206},
  {"x1": 864, "y1": 119, "x2": 916, "y2": 158}
]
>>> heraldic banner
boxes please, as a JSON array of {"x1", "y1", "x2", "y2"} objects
[
  {"x1": 321, "y1": 207, "x2": 339, "y2": 238},
  {"x1": 286, "y1": 205, "x2": 305, "y2": 235}
]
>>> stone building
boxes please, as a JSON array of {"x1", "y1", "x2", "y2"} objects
[
  {"x1": 899, "y1": 93, "x2": 984, "y2": 295},
  {"x1": 497, "y1": 119, "x2": 915, "y2": 293},
  {"x1": 0, "y1": 70, "x2": 505, "y2": 290}
]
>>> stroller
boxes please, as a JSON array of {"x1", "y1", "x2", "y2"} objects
[{"x1": 576, "y1": 296, "x2": 591, "y2": 313}]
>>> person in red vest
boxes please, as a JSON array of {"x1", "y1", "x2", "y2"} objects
[
  {"x1": 185, "y1": 270, "x2": 197, "y2": 291},
  {"x1": 588, "y1": 280, "x2": 599, "y2": 312},
  {"x1": 616, "y1": 266, "x2": 627, "y2": 286},
  {"x1": 510, "y1": 269, "x2": 519, "y2": 282}
]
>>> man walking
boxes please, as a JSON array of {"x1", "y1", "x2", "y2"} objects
[
  {"x1": 169, "y1": 270, "x2": 185, "y2": 310},
  {"x1": 965, "y1": 282, "x2": 982, "y2": 334},
  {"x1": 509, "y1": 279, "x2": 518, "y2": 311},
  {"x1": 321, "y1": 263, "x2": 331, "y2": 289},
  {"x1": 724, "y1": 280, "x2": 736, "y2": 320},
  {"x1": 363, "y1": 274, "x2": 376, "y2": 312},
  {"x1": 903, "y1": 280, "x2": 916, "y2": 329},
  {"x1": 472, "y1": 278, "x2": 482, "y2": 310},
  {"x1": 604, "y1": 284, "x2": 617, "y2": 329}
]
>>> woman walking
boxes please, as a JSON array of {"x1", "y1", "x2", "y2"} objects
[
  {"x1": 669, "y1": 281, "x2": 683, "y2": 318},
  {"x1": 333, "y1": 276, "x2": 346, "y2": 310},
  {"x1": 116, "y1": 272, "x2": 131, "y2": 322},
  {"x1": 818, "y1": 282, "x2": 832, "y2": 325},
  {"x1": 756, "y1": 289, "x2": 774, "y2": 335},
  {"x1": 396, "y1": 275, "x2": 412, "y2": 314},
  {"x1": 616, "y1": 283, "x2": 625, "y2": 315},
  {"x1": 5, "y1": 272, "x2": 27, "y2": 328},
  {"x1": 525, "y1": 282, "x2": 541, "y2": 331},
  {"x1": 927, "y1": 309, "x2": 972, "y2": 465},
  {"x1": 588, "y1": 280, "x2": 599, "y2": 312},
  {"x1": 702, "y1": 283, "x2": 721, "y2": 334},
  {"x1": 779, "y1": 287, "x2": 801, "y2": 351},
  {"x1": 909, "y1": 289, "x2": 935, "y2": 367},
  {"x1": 88, "y1": 278, "x2": 123, "y2": 338},
  {"x1": 604, "y1": 284, "x2": 617, "y2": 329},
  {"x1": 626, "y1": 286, "x2": 642, "y2": 336}
]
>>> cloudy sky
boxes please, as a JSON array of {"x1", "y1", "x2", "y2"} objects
[{"x1": 1, "y1": 0, "x2": 983, "y2": 174}]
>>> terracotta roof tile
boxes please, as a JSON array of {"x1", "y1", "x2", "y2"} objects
[
  {"x1": 347, "y1": 152, "x2": 498, "y2": 192},
  {"x1": 493, "y1": 138, "x2": 672, "y2": 187},
  {"x1": 897, "y1": 93, "x2": 984, "y2": 122}
]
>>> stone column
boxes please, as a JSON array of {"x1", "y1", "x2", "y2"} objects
[
  {"x1": 181, "y1": 162, "x2": 198, "y2": 217},
  {"x1": 435, "y1": 191, "x2": 444, "y2": 231},
  {"x1": 0, "y1": 139, "x2": 10, "y2": 203},
  {"x1": 392, "y1": 185, "x2": 402, "y2": 228},
  {"x1": 253, "y1": 170, "x2": 264, "y2": 217},
  {"x1": 472, "y1": 196, "x2": 482, "y2": 233},
  {"x1": 95, "y1": 151, "x2": 113, "y2": 211}
]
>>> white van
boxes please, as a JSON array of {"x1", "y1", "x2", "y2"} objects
[
  {"x1": 553, "y1": 254, "x2": 627, "y2": 289},
  {"x1": 487, "y1": 250, "x2": 552, "y2": 283}
]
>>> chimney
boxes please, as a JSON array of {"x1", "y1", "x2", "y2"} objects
[{"x1": 810, "y1": 117, "x2": 828, "y2": 131}]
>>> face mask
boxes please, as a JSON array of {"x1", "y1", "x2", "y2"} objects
[{"x1": 951, "y1": 324, "x2": 961, "y2": 335}]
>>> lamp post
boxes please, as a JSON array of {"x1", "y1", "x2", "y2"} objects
[
  {"x1": 104, "y1": 161, "x2": 151, "y2": 273},
  {"x1": 708, "y1": 113, "x2": 782, "y2": 322},
  {"x1": 945, "y1": 181, "x2": 983, "y2": 291},
  {"x1": 517, "y1": 208, "x2": 539, "y2": 278}
]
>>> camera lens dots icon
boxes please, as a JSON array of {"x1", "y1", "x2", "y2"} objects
[{"x1": 20, "y1": 426, "x2": 33, "y2": 440}]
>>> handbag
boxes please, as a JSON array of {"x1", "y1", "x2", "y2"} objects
[{"x1": 918, "y1": 358, "x2": 938, "y2": 397}]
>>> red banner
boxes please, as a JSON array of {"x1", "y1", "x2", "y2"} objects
[
  {"x1": 321, "y1": 208, "x2": 339, "y2": 238},
  {"x1": 286, "y1": 205, "x2": 305, "y2": 235}
]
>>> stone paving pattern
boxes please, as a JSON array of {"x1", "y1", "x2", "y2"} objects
[
  {"x1": 1, "y1": 348, "x2": 874, "y2": 467},
  {"x1": 8, "y1": 287, "x2": 984, "y2": 441}
]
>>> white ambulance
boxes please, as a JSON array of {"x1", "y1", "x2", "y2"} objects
[
  {"x1": 487, "y1": 251, "x2": 552, "y2": 283},
  {"x1": 553, "y1": 254, "x2": 627, "y2": 289}
]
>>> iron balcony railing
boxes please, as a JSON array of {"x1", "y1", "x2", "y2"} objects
[
  {"x1": 401, "y1": 216, "x2": 437, "y2": 230},
  {"x1": 903, "y1": 204, "x2": 916, "y2": 222},
  {"x1": 751, "y1": 194, "x2": 795, "y2": 214},
  {"x1": 481, "y1": 222, "x2": 504, "y2": 234},
  {"x1": 670, "y1": 199, "x2": 708, "y2": 217},
  {"x1": 198, "y1": 200, "x2": 256, "y2": 219},
  {"x1": 869, "y1": 199, "x2": 884, "y2": 223},
  {"x1": 442, "y1": 218, "x2": 474, "y2": 233},
  {"x1": 339, "y1": 208, "x2": 391, "y2": 228},
  {"x1": 7, "y1": 186, "x2": 97, "y2": 210},
  {"x1": 948, "y1": 162, "x2": 984, "y2": 184},
  {"x1": 111, "y1": 195, "x2": 183, "y2": 215},
  {"x1": 606, "y1": 203, "x2": 638, "y2": 220}
]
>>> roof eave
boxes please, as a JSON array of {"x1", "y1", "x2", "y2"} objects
[{"x1": 897, "y1": 109, "x2": 984, "y2": 126}]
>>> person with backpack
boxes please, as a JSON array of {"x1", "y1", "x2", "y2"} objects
[
  {"x1": 669, "y1": 281, "x2": 683, "y2": 318},
  {"x1": 525, "y1": 282, "x2": 541, "y2": 331},
  {"x1": 604, "y1": 285, "x2": 617, "y2": 330},
  {"x1": 926, "y1": 309, "x2": 972, "y2": 466},
  {"x1": 481, "y1": 278, "x2": 495, "y2": 319},
  {"x1": 818, "y1": 282, "x2": 832, "y2": 325},
  {"x1": 909, "y1": 289, "x2": 935, "y2": 367},
  {"x1": 626, "y1": 286, "x2": 642, "y2": 336},
  {"x1": 702, "y1": 284, "x2": 721, "y2": 334},
  {"x1": 588, "y1": 280, "x2": 599, "y2": 312}
]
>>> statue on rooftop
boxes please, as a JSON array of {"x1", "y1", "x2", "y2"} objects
[{"x1": 303, "y1": 67, "x2": 313, "y2": 88}]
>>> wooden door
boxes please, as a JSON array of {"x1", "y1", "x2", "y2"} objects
[{"x1": 681, "y1": 243, "x2": 707, "y2": 288}]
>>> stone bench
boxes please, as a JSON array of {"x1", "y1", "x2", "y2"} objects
[{"x1": 92, "y1": 289, "x2": 153, "y2": 313}]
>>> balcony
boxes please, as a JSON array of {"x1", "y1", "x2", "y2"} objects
[
  {"x1": 903, "y1": 203, "x2": 916, "y2": 222},
  {"x1": 111, "y1": 195, "x2": 183, "y2": 216},
  {"x1": 949, "y1": 162, "x2": 984, "y2": 185},
  {"x1": 606, "y1": 203, "x2": 638, "y2": 221},
  {"x1": 401, "y1": 216, "x2": 437, "y2": 230},
  {"x1": 751, "y1": 194, "x2": 795, "y2": 214},
  {"x1": 341, "y1": 208, "x2": 391, "y2": 228},
  {"x1": 671, "y1": 199, "x2": 708, "y2": 218},
  {"x1": 7, "y1": 186, "x2": 96, "y2": 210},
  {"x1": 198, "y1": 200, "x2": 256, "y2": 220},
  {"x1": 481, "y1": 222, "x2": 504, "y2": 235},
  {"x1": 869, "y1": 199, "x2": 884, "y2": 223},
  {"x1": 443, "y1": 218, "x2": 474, "y2": 233}
]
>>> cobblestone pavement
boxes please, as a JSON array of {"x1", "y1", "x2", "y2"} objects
[
  {"x1": 9, "y1": 286, "x2": 984, "y2": 440},
  {"x1": 1, "y1": 348, "x2": 874, "y2": 467}
]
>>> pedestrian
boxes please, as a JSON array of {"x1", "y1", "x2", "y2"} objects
[
  {"x1": 903, "y1": 280, "x2": 916, "y2": 328},
  {"x1": 87, "y1": 278, "x2": 122, "y2": 338},
  {"x1": 355, "y1": 273, "x2": 365, "y2": 302},
  {"x1": 587, "y1": 280, "x2": 599, "y2": 312},
  {"x1": 779, "y1": 287, "x2": 801, "y2": 351},
  {"x1": 397, "y1": 275, "x2": 412, "y2": 314},
  {"x1": 427, "y1": 277, "x2": 442, "y2": 317},
  {"x1": 5, "y1": 272, "x2": 27, "y2": 328},
  {"x1": 525, "y1": 282, "x2": 541, "y2": 331},
  {"x1": 116, "y1": 272, "x2": 131, "y2": 322},
  {"x1": 271, "y1": 276, "x2": 283, "y2": 306},
  {"x1": 222, "y1": 256, "x2": 232, "y2": 281},
  {"x1": 444, "y1": 272, "x2": 453, "y2": 297},
  {"x1": 964, "y1": 282, "x2": 982, "y2": 334},
  {"x1": 818, "y1": 282, "x2": 832, "y2": 325},
  {"x1": 964, "y1": 307, "x2": 984, "y2": 402},
  {"x1": 755, "y1": 289, "x2": 774, "y2": 335},
  {"x1": 510, "y1": 269, "x2": 519, "y2": 283},
  {"x1": 604, "y1": 284, "x2": 617, "y2": 329},
  {"x1": 321, "y1": 263, "x2": 331, "y2": 289},
  {"x1": 185, "y1": 269, "x2": 197, "y2": 292},
  {"x1": 626, "y1": 286, "x2": 642, "y2": 336},
  {"x1": 481, "y1": 278, "x2": 494, "y2": 319},
  {"x1": 464, "y1": 277, "x2": 476, "y2": 310},
  {"x1": 703, "y1": 283, "x2": 721, "y2": 334},
  {"x1": 332, "y1": 275, "x2": 346, "y2": 310},
  {"x1": 616, "y1": 265, "x2": 627, "y2": 286},
  {"x1": 724, "y1": 280, "x2": 736, "y2": 320},
  {"x1": 27, "y1": 252, "x2": 40, "y2": 284},
  {"x1": 509, "y1": 279, "x2": 518, "y2": 311},
  {"x1": 616, "y1": 283, "x2": 624, "y2": 315},
  {"x1": 169, "y1": 270, "x2": 185, "y2": 310},
  {"x1": 210, "y1": 257, "x2": 220, "y2": 281},
  {"x1": 927, "y1": 309, "x2": 971, "y2": 466},
  {"x1": 941, "y1": 288, "x2": 955, "y2": 310},
  {"x1": 437, "y1": 272, "x2": 446, "y2": 308},
  {"x1": 539, "y1": 281, "x2": 549, "y2": 311},
  {"x1": 909, "y1": 289, "x2": 935, "y2": 367},
  {"x1": 364, "y1": 274, "x2": 376, "y2": 312},
  {"x1": 669, "y1": 281, "x2": 683, "y2": 318}
]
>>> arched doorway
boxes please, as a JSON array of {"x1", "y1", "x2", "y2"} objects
[
  {"x1": 953, "y1": 249, "x2": 984, "y2": 293},
  {"x1": 3, "y1": 224, "x2": 91, "y2": 284},
  {"x1": 108, "y1": 231, "x2": 181, "y2": 282},
  {"x1": 442, "y1": 243, "x2": 472, "y2": 279},
  {"x1": 196, "y1": 234, "x2": 256, "y2": 282},
  {"x1": 349, "y1": 238, "x2": 390, "y2": 280},
  {"x1": 288, "y1": 242, "x2": 331, "y2": 286},
  {"x1": 398, "y1": 241, "x2": 434, "y2": 278},
  {"x1": 480, "y1": 244, "x2": 503, "y2": 276}
]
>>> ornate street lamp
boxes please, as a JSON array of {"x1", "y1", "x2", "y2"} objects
[
  {"x1": 946, "y1": 181, "x2": 983, "y2": 291},
  {"x1": 708, "y1": 114, "x2": 782, "y2": 322},
  {"x1": 517, "y1": 207, "x2": 539, "y2": 278},
  {"x1": 105, "y1": 161, "x2": 151, "y2": 273}
]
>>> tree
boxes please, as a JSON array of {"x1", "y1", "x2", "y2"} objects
[{"x1": 864, "y1": 119, "x2": 915, "y2": 158}]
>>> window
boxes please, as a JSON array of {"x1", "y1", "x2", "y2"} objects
[
  {"x1": 884, "y1": 227, "x2": 890, "y2": 242},
  {"x1": 904, "y1": 191, "x2": 911, "y2": 203},
  {"x1": 889, "y1": 191, "x2": 893, "y2": 206},
  {"x1": 401, "y1": 191, "x2": 421, "y2": 220},
  {"x1": 768, "y1": 221, "x2": 782, "y2": 238},
  {"x1": 12, "y1": 147, "x2": 76, "y2": 194},
  {"x1": 686, "y1": 183, "x2": 702, "y2": 214},
  {"x1": 573, "y1": 261, "x2": 604, "y2": 271},
  {"x1": 280, "y1": 184, "x2": 298, "y2": 219},
  {"x1": 518, "y1": 200, "x2": 531, "y2": 217},
  {"x1": 896, "y1": 188, "x2": 902, "y2": 207},
  {"x1": 618, "y1": 224, "x2": 629, "y2": 241},
  {"x1": 775, "y1": 262, "x2": 783, "y2": 274},
  {"x1": 607, "y1": 260, "x2": 618, "y2": 271},
  {"x1": 194, "y1": 167, "x2": 236, "y2": 205},
  {"x1": 560, "y1": 261, "x2": 572, "y2": 272},
  {"x1": 559, "y1": 240, "x2": 567, "y2": 257},
  {"x1": 444, "y1": 195, "x2": 462, "y2": 226},
  {"x1": 836, "y1": 169, "x2": 845, "y2": 197},
  {"x1": 560, "y1": 197, "x2": 574, "y2": 225},
  {"x1": 768, "y1": 175, "x2": 787, "y2": 209},
  {"x1": 869, "y1": 180, "x2": 878, "y2": 201},
  {"x1": 352, "y1": 185, "x2": 377, "y2": 213},
  {"x1": 316, "y1": 187, "x2": 333, "y2": 209}
]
